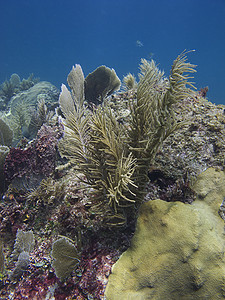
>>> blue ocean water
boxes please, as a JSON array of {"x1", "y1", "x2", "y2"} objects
[{"x1": 0, "y1": 0, "x2": 224, "y2": 104}]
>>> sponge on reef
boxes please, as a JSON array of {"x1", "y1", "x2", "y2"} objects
[{"x1": 105, "y1": 168, "x2": 225, "y2": 299}]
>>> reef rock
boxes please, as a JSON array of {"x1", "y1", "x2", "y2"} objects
[
  {"x1": 9, "y1": 81, "x2": 59, "y2": 113},
  {"x1": 105, "y1": 168, "x2": 225, "y2": 299},
  {"x1": 154, "y1": 97, "x2": 225, "y2": 180}
]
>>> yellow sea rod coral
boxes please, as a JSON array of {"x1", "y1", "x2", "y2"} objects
[{"x1": 59, "y1": 52, "x2": 196, "y2": 226}]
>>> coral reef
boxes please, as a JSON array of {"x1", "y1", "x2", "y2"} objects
[
  {"x1": 51, "y1": 237, "x2": 80, "y2": 281},
  {"x1": 4, "y1": 147, "x2": 36, "y2": 184},
  {"x1": 0, "y1": 118, "x2": 13, "y2": 146},
  {"x1": 0, "y1": 241, "x2": 4, "y2": 275},
  {"x1": 199, "y1": 86, "x2": 209, "y2": 98},
  {"x1": 105, "y1": 168, "x2": 225, "y2": 299},
  {"x1": 28, "y1": 98, "x2": 56, "y2": 139},
  {"x1": 1, "y1": 52, "x2": 225, "y2": 299},
  {"x1": 0, "y1": 73, "x2": 39, "y2": 109},
  {"x1": 77, "y1": 241, "x2": 119, "y2": 299},
  {"x1": 9, "y1": 81, "x2": 59, "y2": 114},
  {"x1": 19, "y1": 73, "x2": 38, "y2": 91},
  {"x1": 84, "y1": 65, "x2": 121, "y2": 104},
  {"x1": 6, "y1": 97, "x2": 57, "y2": 144},
  {"x1": 153, "y1": 95, "x2": 225, "y2": 181},
  {"x1": 122, "y1": 73, "x2": 137, "y2": 90},
  {"x1": 0, "y1": 221, "x2": 124, "y2": 299},
  {"x1": 0, "y1": 80, "x2": 15, "y2": 104},
  {"x1": 10, "y1": 230, "x2": 34, "y2": 280},
  {"x1": 4, "y1": 124, "x2": 62, "y2": 186},
  {"x1": 9, "y1": 74, "x2": 21, "y2": 89},
  {"x1": 59, "y1": 52, "x2": 196, "y2": 225},
  {"x1": 34, "y1": 124, "x2": 62, "y2": 176},
  {"x1": 0, "y1": 145, "x2": 10, "y2": 194},
  {"x1": 7, "y1": 100, "x2": 33, "y2": 144},
  {"x1": 0, "y1": 195, "x2": 29, "y2": 242},
  {"x1": 11, "y1": 230, "x2": 34, "y2": 260},
  {"x1": 0, "y1": 79, "x2": 58, "y2": 145}
]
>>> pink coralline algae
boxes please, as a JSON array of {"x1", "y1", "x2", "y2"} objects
[
  {"x1": 4, "y1": 124, "x2": 62, "y2": 185},
  {"x1": 0, "y1": 198, "x2": 28, "y2": 241},
  {"x1": 52, "y1": 242, "x2": 119, "y2": 299},
  {"x1": 78, "y1": 242, "x2": 118, "y2": 299},
  {"x1": 4, "y1": 147, "x2": 35, "y2": 183},
  {"x1": 35, "y1": 124, "x2": 62, "y2": 176},
  {"x1": 0, "y1": 236, "x2": 119, "y2": 299}
]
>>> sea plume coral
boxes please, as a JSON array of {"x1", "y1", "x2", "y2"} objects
[
  {"x1": 59, "y1": 52, "x2": 196, "y2": 225},
  {"x1": 123, "y1": 73, "x2": 137, "y2": 90},
  {"x1": 59, "y1": 66, "x2": 136, "y2": 224},
  {"x1": 127, "y1": 51, "x2": 196, "y2": 199}
]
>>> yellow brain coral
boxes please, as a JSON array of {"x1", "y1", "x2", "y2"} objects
[{"x1": 105, "y1": 168, "x2": 225, "y2": 299}]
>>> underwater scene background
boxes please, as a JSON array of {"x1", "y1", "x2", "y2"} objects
[
  {"x1": 1, "y1": 1, "x2": 225, "y2": 299},
  {"x1": 0, "y1": 0, "x2": 225, "y2": 104}
]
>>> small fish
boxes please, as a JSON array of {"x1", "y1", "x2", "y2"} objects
[
  {"x1": 148, "y1": 52, "x2": 154, "y2": 59},
  {"x1": 23, "y1": 214, "x2": 30, "y2": 222},
  {"x1": 8, "y1": 194, "x2": 15, "y2": 201},
  {"x1": 136, "y1": 40, "x2": 143, "y2": 47}
]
